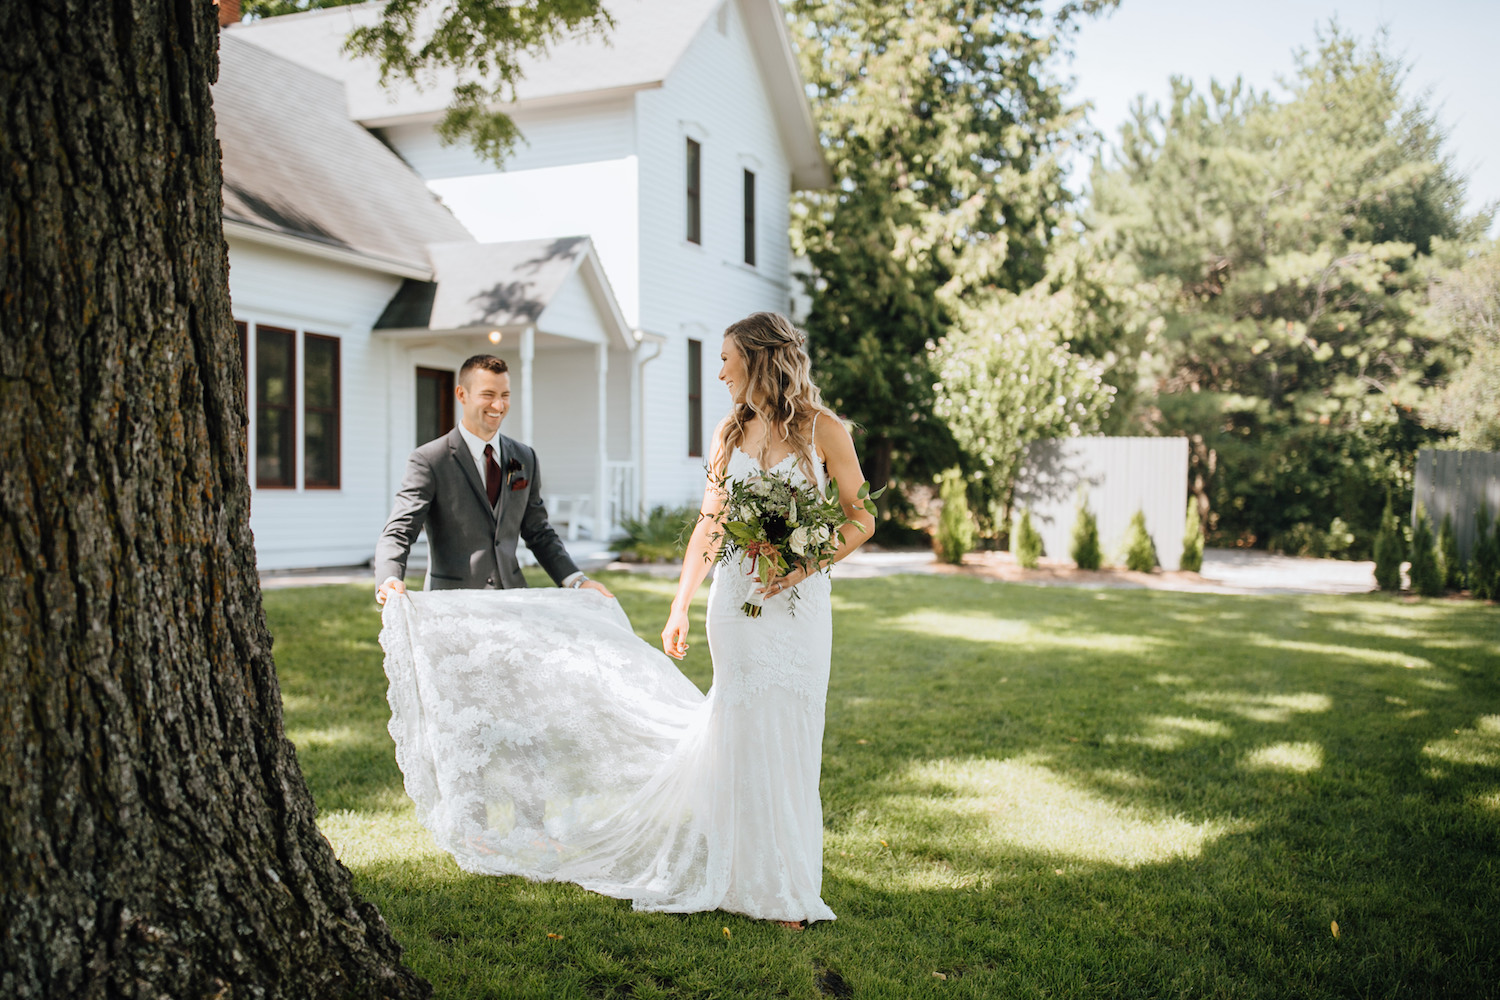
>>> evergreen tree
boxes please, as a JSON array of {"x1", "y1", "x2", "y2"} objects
[
  {"x1": 1438, "y1": 511, "x2": 1464, "y2": 589},
  {"x1": 1472, "y1": 505, "x2": 1499, "y2": 600},
  {"x1": 1373, "y1": 497, "x2": 1406, "y2": 591},
  {"x1": 1086, "y1": 27, "x2": 1486, "y2": 554},
  {"x1": 935, "y1": 468, "x2": 975, "y2": 565},
  {"x1": 1122, "y1": 510, "x2": 1158, "y2": 572},
  {"x1": 1181, "y1": 498, "x2": 1205, "y2": 572},
  {"x1": 1014, "y1": 508, "x2": 1043, "y2": 569},
  {"x1": 1071, "y1": 495, "x2": 1103, "y2": 570},
  {"x1": 1408, "y1": 506, "x2": 1444, "y2": 596}
]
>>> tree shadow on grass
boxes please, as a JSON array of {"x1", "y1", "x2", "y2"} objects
[{"x1": 271, "y1": 577, "x2": 1499, "y2": 999}]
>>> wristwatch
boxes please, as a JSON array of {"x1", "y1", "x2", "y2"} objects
[{"x1": 569, "y1": 574, "x2": 590, "y2": 589}]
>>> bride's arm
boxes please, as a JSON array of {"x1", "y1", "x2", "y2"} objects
[
  {"x1": 661, "y1": 419, "x2": 732, "y2": 659},
  {"x1": 757, "y1": 413, "x2": 875, "y2": 599}
]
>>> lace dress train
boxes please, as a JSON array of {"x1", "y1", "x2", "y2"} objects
[{"x1": 377, "y1": 449, "x2": 836, "y2": 922}]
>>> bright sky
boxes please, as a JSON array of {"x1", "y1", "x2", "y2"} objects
[{"x1": 1059, "y1": 0, "x2": 1500, "y2": 232}]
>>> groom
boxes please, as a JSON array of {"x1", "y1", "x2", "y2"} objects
[{"x1": 375, "y1": 354, "x2": 613, "y2": 604}]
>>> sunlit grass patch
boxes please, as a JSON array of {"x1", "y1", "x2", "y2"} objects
[
  {"x1": 1423, "y1": 715, "x2": 1500, "y2": 768},
  {"x1": 880, "y1": 754, "x2": 1240, "y2": 870},
  {"x1": 1242, "y1": 741, "x2": 1324, "y2": 773},
  {"x1": 1179, "y1": 690, "x2": 1332, "y2": 723}
]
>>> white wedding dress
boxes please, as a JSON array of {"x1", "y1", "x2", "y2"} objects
[{"x1": 378, "y1": 446, "x2": 835, "y2": 923}]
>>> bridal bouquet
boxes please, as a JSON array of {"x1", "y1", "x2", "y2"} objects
[{"x1": 710, "y1": 466, "x2": 881, "y2": 617}]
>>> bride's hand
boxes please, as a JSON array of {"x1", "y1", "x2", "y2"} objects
[
  {"x1": 661, "y1": 607, "x2": 690, "y2": 660},
  {"x1": 757, "y1": 566, "x2": 811, "y2": 600}
]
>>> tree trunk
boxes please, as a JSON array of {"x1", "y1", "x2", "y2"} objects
[{"x1": 0, "y1": 3, "x2": 427, "y2": 996}]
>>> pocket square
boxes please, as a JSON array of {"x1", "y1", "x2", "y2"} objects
[{"x1": 510, "y1": 477, "x2": 529, "y2": 492}]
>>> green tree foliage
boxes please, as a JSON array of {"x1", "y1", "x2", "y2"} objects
[
  {"x1": 931, "y1": 287, "x2": 1115, "y2": 525},
  {"x1": 1181, "y1": 498, "x2": 1204, "y2": 572},
  {"x1": 1070, "y1": 494, "x2": 1103, "y2": 570},
  {"x1": 1408, "y1": 506, "x2": 1444, "y2": 596},
  {"x1": 1438, "y1": 511, "x2": 1464, "y2": 589},
  {"x1": 787, "y1": 0, "x2": 1116, "y2": 493},
  {"x1": 1373, "y1": 496, "x2": 1406, "y2": 591},
  {"x1": 1087, "y1": 28, "x2": 1486, "y2": 555},
  {"x1": 241, "y1": 0, "x2": 610, "y2": 165},
  {"x1": 1122, "y1": 509, "x2": 1158, "y2": 572},
  {"x1": 1013, "y1": 508, "x2": 1043, "y2": 568},
  {"x1": 1427, "y1": 244, "x2": 1500, "y2": 449},
  {"x1": 1472, "y1": 506, "x2": 1500, "y2": 600},
  {"x1": 935, "y1": 468, "x2": 976, "y2": 565}
]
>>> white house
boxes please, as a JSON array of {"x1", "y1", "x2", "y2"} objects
[{"x1": 217, "y1": 0, "x2": 829, "y2": 570}]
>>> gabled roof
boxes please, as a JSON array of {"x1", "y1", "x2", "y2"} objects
[
  {"x1": 215, "y1": 34, "x2": 470, "y2": 275},
  {"x1": 228, "y1": 0, "x2": 830, "y2": 188},
  {"x1": 375, "y1": 237, "x2": 635, "y2": 349}
]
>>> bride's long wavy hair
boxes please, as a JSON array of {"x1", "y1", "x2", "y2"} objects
[{"x1": 716, "y1": 312, "x2": 835, "y2": 486}]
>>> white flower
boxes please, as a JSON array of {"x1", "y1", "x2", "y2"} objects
[
  {"x1": 788, "y1": 497, "x2": 798, "y2": 524},
  {"x1": 789, "y1": 526, "x2": 810, "y2": 556},
  {"x1": 751, "y1": 478, "x2": 772, "y2": 496},
  {"x1": 814, "y1": 524, "x2": 831, "y2": 544}
]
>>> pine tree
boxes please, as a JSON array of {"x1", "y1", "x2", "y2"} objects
[
  {"x1": 1122, "y1": 510, "x2": 1159, "y2": 572},
  {"x1": 1014, "y1": 508, "x2": 1044, "y2": 569},
  {"x1": 1472, "y1": 505, "x2": 1499, "y2": 600},
  {"x1": 1408, "y1": 506, "x2": 1444, "y2": 597},
  {"x1": 1373, "y1": 497, "x2": 1406, "y2": 591},
  {"x1": 1071, "y1": 496, "x2": 1103, "y2": 570},
  {"x1": 935, "y1": 468, "x2": 975, "y2": 565},
  {"x1": 1438, "y1": 512, "x2": 1464, "y2": 589},
  {"x1": 1181, "y1": 498, "x2": 1205, "y2": 572}
]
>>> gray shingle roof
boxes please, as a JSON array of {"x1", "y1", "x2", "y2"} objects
[
  {"x1": 215, "y1": 34, "x2": 470, "y2": 272},
  {"x1": 375, "y1": 237, "x2": 592, "y2": 330}
]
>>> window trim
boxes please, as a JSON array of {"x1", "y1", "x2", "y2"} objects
[
  {"x1": 302, "y1": 332, "x2": 341, "y2": 490},
  {"x1": 686, "y1": 138, "x2": 702, "y2": 245},
  {"x1": 687, "y1": 338, "x2": 703, "y2": 458},
  {"x1": 254, "y1": 325, "x2": 297, "y2": 490}
]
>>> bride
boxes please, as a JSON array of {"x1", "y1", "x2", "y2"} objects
[{"x1": 378, "y1": 312, "x2": 873, "y2": 927}]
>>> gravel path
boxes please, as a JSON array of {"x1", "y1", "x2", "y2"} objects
[{"x1": 263, "y1": 546, "x2": 1376, "y2": 597}]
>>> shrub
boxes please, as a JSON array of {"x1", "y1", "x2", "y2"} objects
[
  {"x1": 934, "y1": 468, "x2": 974, "y2": 565},
  {"x1": 1014, "y1": 508, "x2": 1043, "y2": 569},
  {"x1": 870, "y1": 518, "x2": 932, "y2": 548},
  {"x1": 1438, "y1": 512, "x2": 1463, "y2": 590},
  {"x1": 1373, "y1": 497, "x2": 1405, "y2": 591},
  {"x1": 1268, "y1": 518, "x2": 1355, "y2": 558},
  {"x1": 1408, "y1": 506, "x2": 1444, "y2": 597},
  {"x1": 617, "y1": 505, "x2": 698, "y2": 562},
  {"x1": 1181, "y1": 499, "x2": 1204, "y2": 573},
  {"x1": 1122, "y1": 509, "x2": 1158, "y2": 573},
  {"x1": 1473, "y1": 506, "x2": 1499, "y2": 600},
  {"x1": 1070, "y1": 495, "x2": 1102, "y2": 570}
]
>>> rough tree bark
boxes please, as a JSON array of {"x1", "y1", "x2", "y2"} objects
[{"x1": 0, "y1": 3, "x2": 428, "y2": 996}]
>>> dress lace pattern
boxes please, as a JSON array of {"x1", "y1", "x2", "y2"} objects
[{"x1": 378, "y1": 446, "x2": 836, "y2": 923}]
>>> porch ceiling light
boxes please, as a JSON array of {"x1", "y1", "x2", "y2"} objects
[{"x1": 488, "y1": 330, "x2": 503, "y2": 344}]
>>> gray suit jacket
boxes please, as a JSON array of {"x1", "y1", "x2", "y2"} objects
[{"x1": 374, "y1": 428, "x2": 579, "y2": 590}]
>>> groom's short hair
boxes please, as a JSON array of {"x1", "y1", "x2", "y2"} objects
[{"x1": 459, "y1": 354, "x2": 509, "y2": 386}]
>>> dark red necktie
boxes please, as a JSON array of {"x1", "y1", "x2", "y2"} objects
[{"x1": 483, "y1": 443, "x2": 502, "y2": 507}]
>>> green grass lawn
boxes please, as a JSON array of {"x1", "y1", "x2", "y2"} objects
[{"x1": 264, "y1": 573, "x2": 1500, "y2": 999}]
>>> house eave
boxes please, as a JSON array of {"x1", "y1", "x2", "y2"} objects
[{"x1": 223, "y1": 217, "x2": 435, "y2": 280}]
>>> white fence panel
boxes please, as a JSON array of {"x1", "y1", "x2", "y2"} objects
[
  {"x1": 1014, "y1": 437, "x2": 1190, "y2": 571},
  {"x1": 1413, "y1": 449, "x2": 1500, "y2": 561}
]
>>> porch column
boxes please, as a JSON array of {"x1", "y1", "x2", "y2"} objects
[
  {"x1": 594, "y1": 341, "x2": 609, "y2": 540},
  {"x1": 519, "y1": 325, "x2": 535, "y2": 445}
]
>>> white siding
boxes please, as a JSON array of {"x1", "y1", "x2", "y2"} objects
[
  {"x1": 634, "y1": 0, "x2": 797, "y2": 507},
  {"x1": 227, "y1": 237, "x2": 404, "y2": 569},
  {"x1": 380, "y1": 99, "x2": 636, "y2": 177}
]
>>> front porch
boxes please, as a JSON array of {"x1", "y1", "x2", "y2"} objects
[{"x1": 374, "y1": 236, "x2": 653, "y2": 540}]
